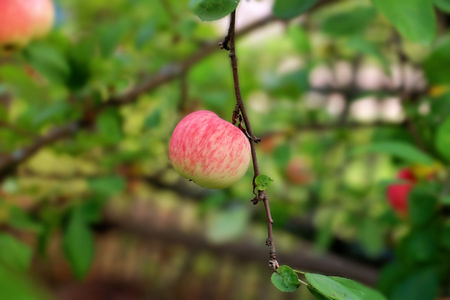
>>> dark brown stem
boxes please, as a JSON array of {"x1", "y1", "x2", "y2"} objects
[{"x1": 224, "y1": 10, "x2": 279, "y2": 270}]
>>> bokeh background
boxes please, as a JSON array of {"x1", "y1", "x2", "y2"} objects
[{"x1": 1, "y1": 0, "x2": 450, "y2": 299}]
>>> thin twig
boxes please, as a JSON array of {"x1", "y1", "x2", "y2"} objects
[{"x1": 223, "y1": 10, "x2": 279, "y2": 270}]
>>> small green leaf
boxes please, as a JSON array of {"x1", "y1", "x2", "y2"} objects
[
  {"x1": 144, "y1": 109, "x2": 162, "y2": 129},
  {"x1": 271, "y1": 265, "x2": 300, "y2": 292},
  {"x1": 435, "y1": 116, "x2": 450, "y2": 161},
  {"x1": 255, "y1": 174, "x2": 273, "y2": 191},
  {"x1": 371, "y1": 0, "x2": 436, "y2": 45},
  {"x1": 434, "y1": 0, "x2": 450, "y2": 13},
  {"x1": 356, "y1": 141, "x2": 435, "y2": 165},
  {"x1": 305, "y1": 273, "x2": 387, "y2": 300},
  {"x1": 189, "y1": 0, "x2": 240, "y2": 21},
  {"x1": 0, "y1": 234, "x2": 32, "y2": 271},
  {"x1": 62, "y1": 207, "x2": 95, "y2": 280},
  {"x1": 273, "y1": 0, "x2": 318, "y2": 19}
]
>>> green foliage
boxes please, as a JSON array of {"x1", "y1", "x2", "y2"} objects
[
  {"x1": 408, "y1": 185, "x2": 438, "y2": 227},
  {"x1": 321, "y1": 6, "x2": 376, "y2": 37},
  {"x1": 434, "y1": 0, "x2": 450, "y2": 13},
  {"x1": 424, "y1": 36, "x2": 450, "y2": 84},
  {"x1": 356, "y1": 141, "x2": 435, "y2": 165},
  {"x1": 435, "y1": 116, "x2": 450, "y2": 162},
  {"x1": 0, "y1": 234, "x2": 32, "y2": 271},
  {"x1": 371, "y1": 0, "x2": 436, "y2": 45},
  {"x1": 271, "y1": 265, "x2": 300, "y2": 292},
  {"x1": 189, "y1": 0, "x2": 240, "y2": 21},
  {"x1": 62, "y1": 207, "x2": 95, "y2": 280},
  {"x1": 272, "y1": 0, "x2": 318, "y2": 20},
  {"x1": 255, "y1": 174, "x2": 274, "y2": 191}
]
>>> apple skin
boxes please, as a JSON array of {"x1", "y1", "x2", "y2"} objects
[
  {"x1": 169, "y1": 110, "x2": 251, "y2": 189},
  {"x1": 0, "y1": 0, "x2": 55, "y2": 52},
  {"x1": 386, "y1": 168, "x2": 417, "y2": 216}
]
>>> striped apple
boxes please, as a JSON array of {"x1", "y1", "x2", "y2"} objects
[
  {"x1": 169, "y1": 110, "x2": 251, "y2": 189},
  {"x1": 0, "y1": 0, "x2": 55, "y2": 52}
]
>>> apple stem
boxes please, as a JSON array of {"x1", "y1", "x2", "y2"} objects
[{"x1": 222, "y1": 9, "x2": 279, "y2": 271}]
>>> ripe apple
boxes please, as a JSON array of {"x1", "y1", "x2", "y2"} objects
[
  {"x1": 0, "y1": 0, "x2": 55, "y2": 52},
  {"x1": 169, "y1": 110, "x2": 251, "y2": 189},
  {"x1": 386, "y1": 168, "x2": 416, "y2": 216}
]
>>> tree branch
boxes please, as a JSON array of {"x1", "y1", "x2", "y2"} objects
[
  {"x1": 223, "y1": 10, "x2": 278, "y2": 270},
  {"x1": 0, "y1": 15, "x2": 277, "y2": 181}
]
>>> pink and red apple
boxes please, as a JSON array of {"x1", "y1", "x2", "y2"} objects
[
  {"x1": 169, "y1": 110, "x2": 251, "y2": 189},
  {"x1": 0, "y1": 0, "x2": 55, "y2": 52},
  {"x1": 386, "y1": 168, "x2": 416, "y2": 216}
]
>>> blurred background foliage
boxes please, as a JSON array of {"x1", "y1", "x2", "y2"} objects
[{"x1": 0, "y1": 0, "x2": 450, "y2": 299}]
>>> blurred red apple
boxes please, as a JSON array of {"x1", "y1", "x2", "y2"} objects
[
  {"x1": 0, "y1": 0, "x2": 55, "y2": 52},
  {"x1": 169, "y1": 110, "x2": 251, "y2": 189},
  {"x1": 285, "y1": 157, "x2": 312, "y2": 185},
  {"x1": 386, "y1": 168, "x2": 416, "y2": 216}
]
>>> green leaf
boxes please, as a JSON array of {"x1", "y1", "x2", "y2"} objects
[
  {"x1": 434, "y1": 0, "x2": 450, "y2": 13},
  {"x1": 371, "y1": 0, "x2": 436, "y2": 45},
  {"x1": 356, "y1": 141, "x2": 435, "y2": 165},
  {"x1": 408, "y1": 185, "x2": 438, "y2": 227},
  {"x1": 0, "y1": 234, "x2": 32, "y2": 271},
  {"x1": 435, "y1": 115, "x2": 450, "y2": 161},
  {"x1": 306, "y1": 273, "x2": 387, "y2": 300},
  {"x1": 96, "y1": 108, "x2": 123, "y2": 144},
  {"x1": 205, "y1": 206, "x2": 250, "y2": 243},
  {"x1": 255, "y1": 174, "x2": 274, "y2": 191},
  {"x1": 189, "y1": 0, "x2": 240, "y2": 21},
  {"x1": 24, "y1": 42, "x2": 70, "y2": 84},
  {"x1": 271, "y1": 265, "x2": 300, "y2": 292},
  {"x1": 0, "y1": 265, "x2": 48, "y2": 300},
  {"x1": 87, "y1": 175, "x2": 126, "y2": 197},
  {"x1": 321, "y1": 7, "x2": 376, "y2": 37},
  {"x1": 273, "y1": 0, "x2": 318, "y2": 20},
  {"x1": 62, "y1": 207, "x2": 95, "y2": 280},
  {"x1": 424, "y1": 36, "x2": 450, "y2": 84}
]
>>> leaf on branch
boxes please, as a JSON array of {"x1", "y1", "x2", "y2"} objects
[
  {"x1": 305, "y1": 273, "x2": 387, "y2": 300},
  {"x1": 189, "y1": 0, "x2": 240, "y2": 22},
  {"x1": 271, "y1": 265, "x2": 300, "y2": 292},
  {"x1": 255, "y1": 174, "x2": 273, "y2": 191}
]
